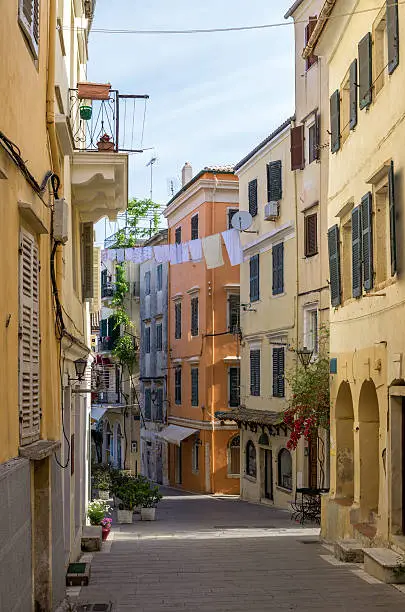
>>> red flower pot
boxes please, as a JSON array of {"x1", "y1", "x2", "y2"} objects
[{"x1": 102, "y1": 527, "x2": 111, "y2": 541}]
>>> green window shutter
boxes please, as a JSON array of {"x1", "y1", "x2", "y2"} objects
[
  {"x1": 248, "y1": 179, "x2": 258, "y2": 217},
  {"x1": 350, "y1": 59, "x2": 358, "y2": 130},
  {"x1": 272, "y1": 243, "x2": 284, "y2": 295},
  {"x1": 229, "y1": 367, "x2": 240, "y2": 407},
  {"x1": 100, "y1": 318, "x2": 107, "y2": 337},
  {"x1": 387, "y1": 0, "x2": 399, "y2": 74},
  {"x1": 109, "y1": 315, "x2": 120, "y2": 347},
  {"x1": 175, "y1": 302, "x2": 182, "y2": 339},
  {"x1": 330, "y1": 90, "x2": 340, "y2": 153},
  {"x1": 249, "y1": 254, "x2": 260, "y2": 302},
  {"x1": 328, "y1": 225, "x2": 341, "y2": 307},
  {"x1": 191, "y1": 297, "x2": 199, "y2": 336},
  {"x1": 250, "y1": 350, "x2": 260, "y2": 396},
  {"x1": 272, "y1": 348, "x2": 285, "y2": 398},
  {"x1": 361, "y1": 192, "x2": 373, "y2": 291},
  {"x1": 144, "y1": 389, "x2": 151, "y2": 420},
  {"x1": 358, "y1": 32, "x2": 372, "y2": 109},
  {"x1": 191, "y1": 368, "x2": 199, "y2": 406},
  {"x1": 228, "y1": 294, "x2": 240, "y2": 332},
  {"x1": 389, "y1": 160, "x2": 397, "y2": 275},
  {"x1": 314, "y1": 113, "x2": 320, "y2": 161},
  {"x1": 175, "y1": 367, "x2": 182, "y2": 404},
  {"x1": 267, "y1": 160, "x2": 282, "y2": 202},
  {"x1": 351, "y1": 206, "x2": 362, "y2": 298}
]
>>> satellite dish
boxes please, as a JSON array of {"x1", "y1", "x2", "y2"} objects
[{"x1": 231, "y1": 210, "x2": 253, "y2": 232}]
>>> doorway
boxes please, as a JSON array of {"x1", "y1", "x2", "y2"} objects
[
  {"x1": 264, "y1": 449, "x2": 273, "y2": 500},
  {"x1": 175, "y1": 444, "x2": 182, "y2": 484}
]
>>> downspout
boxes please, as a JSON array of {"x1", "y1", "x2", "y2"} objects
[
  {"x1": 47, "y1": 0, "x2": 61, "y2": 180},
  {"x1": 293, "y1": 120, "x2": 299, "y2": 353},
  {"x1": 209, "y1": 175, "x2": 218, "y2": 493}
]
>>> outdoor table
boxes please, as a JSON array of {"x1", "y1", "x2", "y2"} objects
[{"x1": 290, "y1": 487, "x2": 329, "y2": 525}]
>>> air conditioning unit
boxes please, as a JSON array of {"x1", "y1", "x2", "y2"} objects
[
  {"x1": 54, "y1": 198, "x2": 69, "y2": 243},
  {"x1": 264, "y1": 201, "x2": 279, "y2": 220}
]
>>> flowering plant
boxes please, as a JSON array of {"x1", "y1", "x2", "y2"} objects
[
  {"x1": 99, "y1": 133, "x2": 111, "y2": 143},
  {"x1": 87, "y1": 499, "x2": 111, "y2": 526},
  {"x1": 100, "y1": 517, "x2": 112, "y2": 529}
]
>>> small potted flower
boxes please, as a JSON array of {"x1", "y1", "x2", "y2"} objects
[
  {"x1": 139, "y1": 483, "x2": 163, "y2": 521},
  {"x1": 87, "y1": 499, "x2": 111, "y2": 526},
  {"x1": 100, "y1": 517, "x2": 113, "y2": 541},
  {"x1": 97, "y1": 133, "x2": 115, "y2": 152}
]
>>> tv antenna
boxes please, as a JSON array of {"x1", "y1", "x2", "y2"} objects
[{"x1": 231, "y1": 211, "x2": 258, "y2": 234}]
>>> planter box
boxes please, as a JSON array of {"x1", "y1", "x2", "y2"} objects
[
  {"x1": 141, "y1": 507, "x2": 156, "y2": 521},
  {"x1": 117, "y1": 509, "x2": 133, "y2": 524},
  {"x1": 81, "y1": 526, "x2": 102, "y2": 552},
  {"x1": 97, "y1": 141, "x2": 115, "y2": 151},
  {"x1": 66, "y1": 562, "x2": 91, "y2": 587},
  {"x1": 78, "y1": 82, "x2": 111, "y2": 100}
]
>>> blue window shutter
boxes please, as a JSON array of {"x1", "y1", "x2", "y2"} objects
[
  {"x1": 249, "y1": 255, "x2": 260, "y2": 302},
  {"x1": 389, "y1": 161, "x2": 397, "y2": 276},
  {"x1": 328, "y1": 225, "x2": 341, "y2": 307},
  {"x1": 361, "y1": 192, "x2": 373, "y2": 291},
  {"x1": 351, "y1": 206, "x2": 362, "y2": 298},
  {"x1": 358, "y1": 32, "x2": 372, "y2": 110}
]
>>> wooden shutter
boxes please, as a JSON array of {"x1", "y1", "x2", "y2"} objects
[
  {"x1": 19, "y1": 229, "x2": 40, "y2": 445},
  {"x1": 291, "y1": 125, "x2": 304, "y2": 170},
  {"x1": 389, "y1": 160, "x2": 397, "y2": 276},
  {"x1": 267, "y1": 160, "x2": 282, "y2": 202},
  {"x1": 156, "y1": 323, "x2": 163, "y2": 351},
  {"x1": 361, "y1": 192, "x2": 373, "y2": 291},
  {"x1": 272, "y1": 348, "x2": 285, "y2": 397},
  {"x1": 109, "y1": 315, "x2": 120, "y2": 346},
  {"x1": 387, "y1": 0, "x2": 399, "y2": 74},
  {"x1": 229, "y1": 367, "x2": 240, "y2": 407},
  {"x1": 145, "y1": 271, "x2": 151, "y2": 295},
  {"x1": 191, "y1": 215, "x2": 199, "y2": 240},
  {"x1": 19, "y1": 0, "x2": 40, "y2": 57},
  {"x1": 175, "y1": 302, "x2": 182, "y2": 339},
  {"x1": 156, "y1": 388, "x2": 163, "y2": 421},
  {"x1": 157, "y1": 264, "x2": 163, "y2": 291},
  {"x1": 175, "y1": 227, "x2": 181, "y2": 244},
  {"x1": 144, "y1": 389, "x2": 151, "y2": 420},
  {"x1": 228, "y1": 294, "x2": 240, "y2": 332},
  {"x1": 272, "y1": 243, "x2": 284, "y2": 295},
  {"x1": 100, "y1": 318, "x2": 107, "y2": 337},
  {"x1": 349, "y1": 59, "x2": 358, "y2": 130},
  {"x1": 82, "y1": 222, "x2": 94, "y2": 299},
  {"x1": 191, "y1": 368, "x2": 199, "y2": 406},
  {"x1": 249, "y1": 254, "x2": 259, "y2": 302},
  {"x1": 314, "y1": 113, "x2": 320, "y2": 161},
  {"x1": 330, "y1": 90, "x2": 340, "y2": 153},
  {"x1": 145, "y1": 327, "x2": 151, "y2": 353},
  {"x1": 358, "y1": 32, "x2": 372, "y2": 109},
  {"x1": 175, "y1": 367, "x2": 182, "y2": 404},
  {"x1": 191, "y1": 297, "x2": 199, "y2": 336},
  {"x1": 250, "y1": 350, "x2": 260, "y2": 396},
  {"x1": 305, "y1": 213, "x2": 318, "y2": 257},
  {"x1": 248, "y1": 179, "x2": 258, "y2": 217},
  {"x1": 305, "y1": 16, "x2": 318, "y2": 70},
  {"x1": 351, "y1": 206, "x2": 362, "y2": 298},
  {"x1": 328, "y1": 225, "x2": 341, "y2": 307}
]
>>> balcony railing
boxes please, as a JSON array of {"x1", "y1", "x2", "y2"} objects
[
  {"x1": 99, "y1": 337, "x2": 116, "y2": 352},
  {"x1": 92, "y1": 390, "x2": 122, "y2": 405},
  {"x1": 101, "y1": 283, "x2": 115, "y2": 299},
  {"x1": 68, "y1": 88, "x2": 149, "y2": 153}
]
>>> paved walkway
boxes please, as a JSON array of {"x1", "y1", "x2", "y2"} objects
[{"x1": 74, "y1": 489, "x2": 405, "y2": 611}]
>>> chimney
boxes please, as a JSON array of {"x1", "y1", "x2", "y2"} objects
[{"x1": 182, "y1": 162, "x2": 192, "y2": 186}]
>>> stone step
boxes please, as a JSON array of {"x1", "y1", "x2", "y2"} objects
[
  {"x1": 363, "y1": 547, "x2": 405, "y2": 584},
  {"x1": 334, "y1": 539, "x2": 364, "y2": 563}
]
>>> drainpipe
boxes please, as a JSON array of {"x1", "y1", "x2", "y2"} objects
[
  {"x1": 46, "y1": 0, "x2": 61, "y2": 180},
  {"x1": 209, "y1": 175, "x2": 218, "y2": 493}
]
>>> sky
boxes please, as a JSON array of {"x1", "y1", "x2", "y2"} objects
[{"x1": 88, "y1": 1, "x2": 296, "y2": 243}]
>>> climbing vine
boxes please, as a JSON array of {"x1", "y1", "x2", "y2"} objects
[
  {"x1": 112, "y1": 198, "x2": 162, "y2": 246},
  {"x1": 110, "y1": 264, "x2": 131, "y2": 329}
]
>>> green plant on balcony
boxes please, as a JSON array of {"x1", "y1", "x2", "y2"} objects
[{"x1": 111, "y1": 198, "x2": 162, "y2": 247}]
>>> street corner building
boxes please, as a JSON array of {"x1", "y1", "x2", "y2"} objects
[
  {"x1": 304, "y1": 0, "x2": 405, "y2": 549},
  {"x1": 163, "y1": 164, "x2": 241, "y2": 494},
  {"x1": 0, "y1": 0, "x2": 128, "y2": 609}
]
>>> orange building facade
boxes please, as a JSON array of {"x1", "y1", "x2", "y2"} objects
[{"x1": 163, "y1": 165, "x2": 240, "y2": 494}]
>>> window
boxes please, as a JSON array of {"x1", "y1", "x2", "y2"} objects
[
  {"x1": 192, "y1": 440, "x2": 199, "y2": 472},
  {"x1": 374, "y1": 9, "x2": 387, "y2": 96},
  {"x1": 156, "y1": 322, "x2": 163, "y2": 351},
  {"x1": 267, "y1": 160, "x2": 282, "y2": 202},
  {"x1": 248, "y1": 179, "x2": 258, "y2": 217},
  {"x1": 175, "y1": 227, "x2": 182, "y2": 244},
  {"x1": 272, "y1": 243, "x2": 284, "y2": 295},
  {"x1": 145, "y1": 327, "x2": 151, "y2": 354},
  {"x1": 145, "y1": 271, "x2": 151, "y2": 296},
  {"x1": 246, "y1": 441, "x2": 257, "y2": 478},
  {"x1": 191, "y1": 368, "x2": 199, "y2": 407},
  {"x1": 18, "y1": 0, "x2": 40, "y2": 59},
  {"x1": 304, "y1": 213, "x2": 318, "y2": 257},
  {"x1": 191, "y1": 297, "x2": 199, "y2": 336},
  {"x1": 272, "y1": 347, "x2": 285, "y2": 398},
  {"x1": 191, "y1": 215, "x2": 199, "y2": 240},
  {"x1": 19, "y1": 229, "x2": 40, "y2": 445},
  {"x1": 340, "y1": 70, "x2": 351, "y2": 144},
  {"x1": 278, "y1": 448, "x2": 292, "y2": 490},
  {"x1": 305, "y1": 16, "x2": 318, "y2": 70},
  {"x1": 228, "y1": 208, "x2": 239, "y2": 229},
  {"x1": 175, "y1": 302, "x2": 182, "y2": 339},
  {"x1": 175, "y1": 367, "x2": 182, "y2": 404},
  {"x1": 250, "y1": 349, "x2": 260, "y2": 396},
  {"x1": 229, "y1": 367, "x2": 240, "y2": 407},
  {"x1": 305, "y1": 308, "x2": 319, "y2": 354},
  {"x1": 308, "y1": 116, "x2": 319, "y2": 164},
  {"x1": 249, "y1": 254, "x2": 260, "y2": 302},
  {"x1": 144, "y1": 388, "x2": 152, "y2": 420},
  {"x1": 229, "y1": 435, "x2": 240, "y2": 475},
  {"x1": 291, "y1": 125, "x2": 304, "y2": 170},
  {"x1": 155, "y1": 387, "x2": 164, "y2": 421},
  {"x1": 387, "y1": 0, "x2": 399, "y2": 75},
  {"x1": 228, "y1": 294, "x2": 240, "y2": 333},
  {"x1": 157, "y1": 264, "x2": 163, "y2": 291}
]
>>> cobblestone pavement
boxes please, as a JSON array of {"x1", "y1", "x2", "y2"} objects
[{"x1": 74, "y1": 489, "x2": 405, "y2": 611}]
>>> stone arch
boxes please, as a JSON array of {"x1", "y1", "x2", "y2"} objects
[
  {"x1": 358, "y1": 380, "x2": 380, "y2": 517},
  {"x1": 335, "y1": 382, "x2": 354, "y2": 499}
]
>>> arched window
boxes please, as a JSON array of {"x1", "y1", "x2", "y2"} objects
[
  {"x1": 278, "y1": 448, "x2": 292, "y2": 490},
  {"x1": 228, "y1": 435, "x2": 240, "y2": 475},
  {"x1": 246, "y1": 440, "x2": 257, "y2": 478}
]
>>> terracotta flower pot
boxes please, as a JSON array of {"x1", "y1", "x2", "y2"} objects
[
  {"x1": 97, "y1": 141, "x2": 115, "y2": 152},
  {"x1": 102, "y1": 527, "x2": 110, "y2": 541},
  {"x1": 78, "y1": 82, "x2": 111, "y2": 100}
]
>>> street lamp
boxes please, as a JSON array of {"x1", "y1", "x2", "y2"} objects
[
  {"x1": 74, "y1": 358, "x2": 88, "y2": 381},
  {"x1": 296, "y1": 346, "x2": 313, "y2": 368}
]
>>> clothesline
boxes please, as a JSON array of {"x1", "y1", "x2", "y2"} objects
[{"x1": 101, "y1": 229, "x2": 244, "y2": 269}]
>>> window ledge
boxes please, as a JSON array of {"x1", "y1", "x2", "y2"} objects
[
  {"x1": 276, "y1": 485, "x2": 292, "y2": 494},
  {"x1": 19, "y1": 440, "x2": 61, "y2": 461},
  {"x1": 244, "y1": 474, "x2": 257, "y2": 482},
  {"x1": 366, "y1": 160, "x2": 391, "y2": 185},
  {"x1": 227, "y1": 473, "x2": 240, "y2": 479},
  {"x1": 272, "y1": 292, "x2": 286, "y2": 299},
  {"x1": 304, "y1": 252, "x2": 319, "y2": 259}
]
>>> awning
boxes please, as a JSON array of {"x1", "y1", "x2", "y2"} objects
[
  {"x1": 158, "y1": 425, "x2": 199, "y2": 446},
  {"x1": 91, "y1": 407, "x2": 108, "y2": 424}
]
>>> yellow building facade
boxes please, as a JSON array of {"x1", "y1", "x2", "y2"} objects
[{"x1": 306, "y1": 0, "x2": 405, "y2": 547}]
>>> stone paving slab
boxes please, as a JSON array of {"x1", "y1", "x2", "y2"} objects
[{"x1": 75, "y1": 490, "x2": 405, "y2": 611}]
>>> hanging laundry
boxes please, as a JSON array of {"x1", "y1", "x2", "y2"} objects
[
  {"x1": 189, "y1": 238, "x2": 203, "y2": 262},
  {"x1": 153, "y1": 245, "x2": 170, "y2": 263},
  {"x1": 202, "y1": 234, "x2": 224, "y2": 269},
  {"x1": 221, "y1": 229, "x2": 244, "y2": 266},
  {"x1": 101, "y1": 250, "x2": 108, "y2": 263},
  {"x1": 116, "y1": 249, "x2": 125, "y2": 263},
  {"x1": 142, "y1": 246, "x2": 153, "y2": 262},
  {"x1": 182, "y1": 242, "x2": 190, "y2": 263}
]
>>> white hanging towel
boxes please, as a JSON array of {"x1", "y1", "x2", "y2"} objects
[
  {"x1": 202, "y1": 234, "x2": 224, "y2": 269},
  {"x1": 182, "y1": 242, "x2": 190, "y2": 263},
  {"x1": 154, "y1": 245, "x2": 170, "y2": 263},
  {"x1": 101, "y1": 249, "x2": 108, "y2": 263},
  {"x1": 142, "y1": 246, "x2": 153, "y2": 262},
  {"x1": 221, "y1": 229, "x2": 244, "y2": 266},
  {"x1": 188, "y1": 238, "x2": 203, "y2": 262},
  {"x1": 169, "y1": 244, "x2": 182, "y2": 265},
  {"x1": 116, "y1": 249, "x2": 125, "y2": 263}
]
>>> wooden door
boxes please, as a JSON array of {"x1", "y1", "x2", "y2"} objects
[{"x1": 264, "y1": 450, "x2": 273, "y2": 500}]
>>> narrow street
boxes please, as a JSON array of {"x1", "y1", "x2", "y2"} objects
[{"x1": 73, "y1": 490, "x2": 405, "y2": 611}]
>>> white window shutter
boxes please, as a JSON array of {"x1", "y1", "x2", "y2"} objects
[
  {"x1": 82, "y1": 222, "x2": 94, "y2": 299},
  {"x1": 18, "y1": 0, "x2": 40, "y2": 58},
  {"x1": 19, "y1": 229, "x2": 41, "y2": 445}
]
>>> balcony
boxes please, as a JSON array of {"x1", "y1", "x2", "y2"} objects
[
  {"x1": 92, "y1": 390, "x2": 122, "y2": 405},
  {"x1": 101, "y1": 283, "x2": 115, "y2": 299},
  {"x1": 99, "y1": 337, "x2": 116, "y2": 352}
]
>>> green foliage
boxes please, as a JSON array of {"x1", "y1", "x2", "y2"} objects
[
  {"x1": 138, "y1": 482, "x2": 163, "y2": 508},
  {"x1": 92, "y1": 464, "x2": 112, "y2": 491},
  {"x1": 113, "y1": 335, "x2": 137, "y2": 370},
  {"x1": 115, "y1": 479, "x2": 144, "y2": 511},
  {"x1": 111, "y1": 198, "x2": 162, "y2": 247},
  {"x1": 87, "y1": 499, "x2": 111, "y2": 525}
]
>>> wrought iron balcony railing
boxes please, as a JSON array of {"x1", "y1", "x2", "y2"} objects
[
  {"x1": 92, "y1": 390, "x2": 122, "y2": 405},
  {"x1": 101, "y1": 283, "x2": 115, "y2": 299}
]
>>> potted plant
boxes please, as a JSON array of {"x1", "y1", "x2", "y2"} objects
[
  {"x1": 100, "y1": 517, "x2": 112, "y2": 541},
  {"x1": 87, "y1": 499, "x2": 111, "y2": 526},
  {"x1": 97, "y1": 133, "x2": 114, "y2": 152},
  {"x1": 115, "y1": 479, "x2": 141, "y2": 524},
  {"x1": 139, "y1": 483, "x2": 163, "y2": 521},
  {"x1": 92, "y1": 465, "x2": 112, "y2": 499}
]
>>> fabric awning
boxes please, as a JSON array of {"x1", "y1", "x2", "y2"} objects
[
  {"x1": 91, "y1": 407, "x2": 108, "y2": 423},
  {"x1": 159, "y1": 425, "x2": 199, "y2": 446}
]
